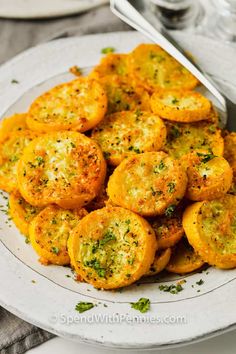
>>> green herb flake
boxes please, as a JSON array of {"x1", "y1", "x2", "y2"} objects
[
  {"x1": 36, "y1": 156, "x2": 45, "y2": 166},
  {"x1": 172, "y1": 98, "x2": 179, "y2": 104},
  {"x1": 154, "y1": 160, "x2": 165, "y2": 173},
  {"x1": 84, "y1": 258, "x2": 106, "y2": 278},
  {"x1": 75, "y1": 302, "x2": 94, "y2": 313},
  {"x1": 51, "y1": 246, "x2": 60, "y2": 255},
  {"x1": 11, "y1": 79, "x2": 19, "y2": 84},
  {"x1": 101, "y1": 47, "x2": 115, "y2": 54},
  {"x1": 131, "y1": 297, "x2": 150, "y2": 313},
  {"x1": 25, "y1": 237, "x2": 30, "y2": 244},
  {"x1": 159, "y1": 284, "x2": 183, "y2": 294},
  {"x1": 99, "y1": 230, "x2": 117, "y2": 246},
  {"x1": 197, "y1": 152, "x2": 216, "y2": 163},
  {"x1": 165, "y1": 204, "x2": 176, "y2": 217},
  {"x1": 128, "y1": 146, "x2": 141, "y2": 154},
  {"x1": 167, "y1": 182, "x2": 176, "y2": 193},
  {"x1": 196, "y1": 279, "x2": 204, "y2": 286}
]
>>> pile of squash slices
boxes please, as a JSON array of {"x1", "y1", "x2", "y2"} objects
[{"x1": 1, "y1": 44, "x2": 236, "y2": 290}]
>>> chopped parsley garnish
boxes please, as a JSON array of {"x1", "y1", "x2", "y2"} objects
[
  {"x1": 131, "y1": 297, "x2": 150, "y2": 313},
  {"x1": 196, "y1": 279, "x2": 204, "y2": 286},
  {"x1": 11, "y1": 79, "x2": 19, "y2": 84},
  {"x1": 51, "y1": 246, "x2": 60, "y2": 254},
  {"x1": 75, "y1": 302, "x2": 94, "y2": 313},
  {"x1": 167, "y1": 182, "x2": 176, "y2": 193},
  {"x1": 159, "y1": 284, "x2": 183, "y2": 294},
  {"x1": 128, "y1": 146, "x2": 141, "y2": 154},
  {"x1": 99, "y1": 230, "x2": 117, "y2": 246},
  {"x1": 36, "y1": 156, "x2": 45, "y2": 166},
  {"x1": 165, "y1": 204, "x2": 176, "y2": 217},
  {"x1": 25, "y1": 237, "x2": 30, "y2": 244},
  {"x1": 154, "y1": 160, "x2": 165, "y2": 173},
  {"x1": 197, "y1": 152, "x2": 215, "y2": 163},
  {"x1": 84, "y1": 258, "x2": 106, "y2": 278},
  {"x1": 101, "y1": 47, "x2": 115, "y2": 54},
  {"x1": 172, "y1": 98, "x2": 179, "y2": 104}
]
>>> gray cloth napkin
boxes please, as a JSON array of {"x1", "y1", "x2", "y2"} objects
[{"x1": 0, "y1": 4, "x2": 130, "y2": 354}]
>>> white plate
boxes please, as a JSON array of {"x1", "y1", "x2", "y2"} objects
[
  {"x1": 0, "y1": 31, "x2": 235, "y2": 350},
  {"x1": 0, "y1": 0, "x2": 108, "y2": 19}
]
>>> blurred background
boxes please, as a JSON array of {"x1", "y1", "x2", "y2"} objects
[{"x1": 0, "y1": 0, "x2": 236, "y2": 64}]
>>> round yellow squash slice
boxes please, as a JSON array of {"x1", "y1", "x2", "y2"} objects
[
  {"x1": 0, "y1": 113, "x2": 28, "y2": 142},
  {"x1": 166, "y1": 237, "x2": 205, "y2": 274},
  {"x1": 183, "y1": 195, "x2": 236, "y2": 269},
  {"x1": 90, "y1": 53, "x2": 129, "y2": 79},
  {"x1": 0, "y1": 130, "x2": 38, "y2": 193},
  {"x1": 68, "y1": 206, "x2": 157, "y2": 289},
  {"x1": 164, "y1": 121, "x2": 224, "y2": 159},
  {"x1": 17, "y1": 132, "x2": 106, "y2": 208},
  {"x1": 185, "y1": 152, "x2": 233, "y2": 201},
  {"x1": 29, "y1": 205, "x2": 87, "y2": 266},
  {"x1": 145, "y1": 248, "x2": 171, "y2": 277},
  {"x1": 128, "y1": 44, "x2": 198, "y2": 91},
  {"x1": 149, "y1": 212, "x2": 184, "y2": 249},
  {"x1": 9, "y1": 192, "x2": 42, "y2": 237},
  {"x1": 98, "y1": 76, "x2": 150, "y2": 114},
  {"x1": 27, "y1": 78, "x2": 107, "y2": 133},
  {"x1": 92, "y1": 111, "x2": 166, "y2": 166},
  {"x1": 151, "y1": 90, "x2": 211, "y2": 123},
  {"x1": 107, "y1": 152, "x2": 187, "y2": 216}
]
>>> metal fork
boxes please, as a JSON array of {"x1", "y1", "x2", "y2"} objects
[{"x1": 110, "y1": 0, "x2": 236, "y2": 132}]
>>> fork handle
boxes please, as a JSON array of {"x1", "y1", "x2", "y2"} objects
[{"x1": 111, "y1": 0, "x2": 226, "y2": 110}]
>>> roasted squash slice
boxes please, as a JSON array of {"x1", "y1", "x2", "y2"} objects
[
  {"x1": 151, "y1": 90, "x2": 211, "y2": 123},
  {"x1": 92, "y1": 110, "x2": 166, "y2": 166},
  {"x1": 128, "y1": 44, "x2": 198, "y2": 91},
  {"x1": 29, "y1": 205, "x2": 87, "y2": 265},
  {"x1": 68, "y1": 206, "x2": 157, "y2": 289},
  {"x1": 90, "y1": 53, "x2": 129, "y2": 79},
  {"x1": 149, "y1": 212, "x2": 184, "y2": 249},
  {"x1": 185, "y1": 152, "x2": 232, "y2": 201},
  {"x1": 17, "y1": 132, "x2": 106, "y2": 208},
  {"x1": 0, "y1": 130, "x2": 38, "y2": 193},
  {"x1": 183, "y1": 195, "x2": 236, "y2": 269},
  {"x1": 166, "y1": 237, "x2": 205, "y2": 274},
  {"x1": 98, "y1": 76, "x2": 150, "y2": 114},
  {"x1": 9, "y1": 192, "x2": 42, "y2": 237},
  {"x1": 107, "y1": 152, "x2": 187, "y2": 216},
  {"x1": 164, "y1": 121, "x2": 224, "y2": 159},
  {"x1": 145, "y1": 248, "x2": 171, "y2": 277},
  {"x1": 27, "y1": 78, "x2": 107, "y2": 133},
  {"x1": 0, "y1": 113, "x2": 28, "y2": 142}
]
